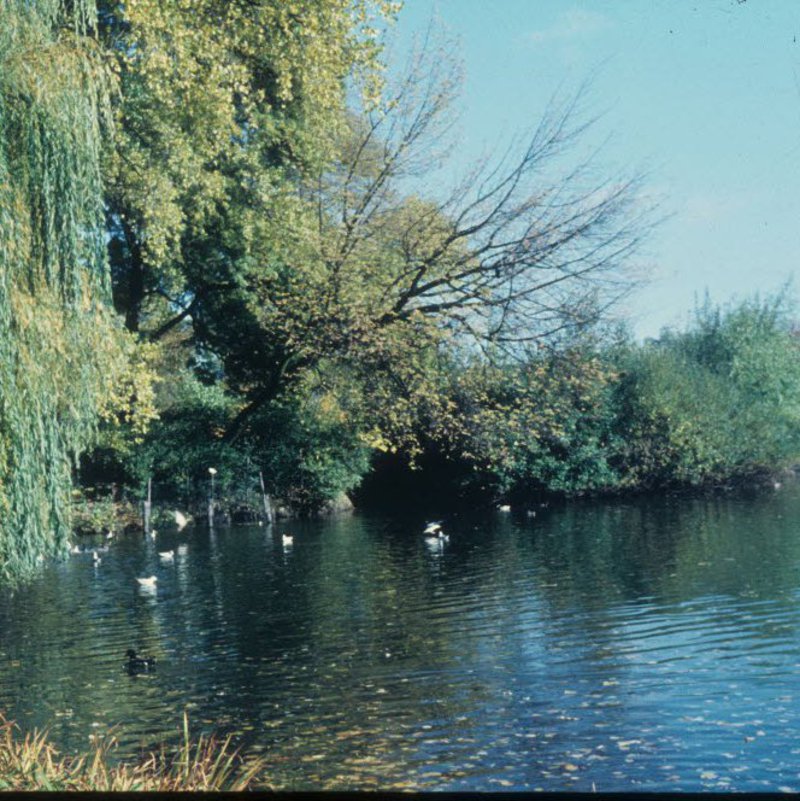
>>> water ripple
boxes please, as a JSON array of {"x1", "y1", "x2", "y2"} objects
[{"x1": 3, "y1": 491, "x2": 800, "y2": 790}]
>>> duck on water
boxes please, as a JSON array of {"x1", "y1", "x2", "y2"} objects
[
  {"x1": 125, "y1": 649, "x2": 156, "y2": 674},
  {"x1": 424, "y1": 521, "x2": 449, "y2": 543}
]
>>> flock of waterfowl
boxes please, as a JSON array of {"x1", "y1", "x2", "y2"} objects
[
  {"x1": 67, "y1": 502, "x2": 529, "y2": 674},
  {"x1": 66, "y1": 509, "x2": 190, "y2": 580},
  {"x1": 67, "y1": 502, "x2": 527, "y2": 575}
]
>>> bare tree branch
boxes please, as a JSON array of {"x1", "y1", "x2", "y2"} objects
[{"x1": 307, "y1": 30, "x2": 655, "y2": 362}]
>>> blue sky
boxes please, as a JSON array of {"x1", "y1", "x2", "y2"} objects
[{"x1": 386, "y1": 1, "x2": 800, "y2": 338}]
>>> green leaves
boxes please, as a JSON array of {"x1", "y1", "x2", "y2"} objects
[
  {"x1": 102, "y1": 0, "x2": 397, "y2": 333},
  {"x1": 613, "y1": 294, "x2": 800, "y2": 488},
  {"x1": 438, "y1": 347, "x2": 621, "y2": 497},
  {"x1": 0, "y1": 0, "x2": 154, "y2": 579}
]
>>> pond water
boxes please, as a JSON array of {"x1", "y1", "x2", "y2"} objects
[{"x1": 3, "y1": 485, "x2": 800, "y2": 790}]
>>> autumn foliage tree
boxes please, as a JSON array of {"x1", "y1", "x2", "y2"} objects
[
  {"x1": 98, "y1": 0, "x2": 401, "y2": 335},
  {"x1": 90, "y1": 12, "x2": 653, "y2": 507},
  {"x1": 205, "y1": 34, "x2": 652, "y2": 458}
]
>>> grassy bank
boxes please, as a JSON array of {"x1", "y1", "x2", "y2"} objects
[{"x1": 0, "y1": 713, "x2": 266, "y2": 791}]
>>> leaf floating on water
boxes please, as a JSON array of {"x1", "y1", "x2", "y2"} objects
[
  {"x1": 562, "y1": 763, "x2": 579, "y2": 772},
  {"x1": 307, "y1": 725, "x2": 328, "y2": 735},
  {"x1": 616, "y1": 739, "x2": 641, "y2": 751},
  {"x1": 349, "y1": 756, "x2": 382, "y2": 766},
  {"x1": 700, "y1": 771, "x2": 718, "y2": 780},
  {"x1": 335, "y1": 729, "x2": 366, "y2": 740}
]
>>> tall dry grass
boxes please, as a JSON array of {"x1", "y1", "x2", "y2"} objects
[{"x1": 0, "y1": 712, "x2": 267, "y2": 791}]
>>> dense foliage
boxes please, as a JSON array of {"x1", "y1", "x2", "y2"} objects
[
  {"x1": 437, "y1": 295, "x2": 800, "y2": 502},
  {"x1": 2, "y1": 0, "x2": 798, "y2": 575},
  {"x1": 71, "y1": 0, "x2": 800, "y2": 517},
  {"x1": 84, "y1": 8, "x2": 652, "y2": 512},
  {"x1": 0, "y1": 0, "x2": 154, "y2": 577},
  {"x1": 611, "y1": 295, "x2": 800, "y2": 490},
  {"x1": 89, "y1": 0, "x2": 405, "y2": 510}
]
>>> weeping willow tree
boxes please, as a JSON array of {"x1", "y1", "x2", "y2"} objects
[{"x1": 0, "y1": 0, "x2": 152, "y2": 580}]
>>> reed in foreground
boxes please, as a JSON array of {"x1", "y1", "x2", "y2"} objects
[{"x1": 0, "y1": 712, "x2": 266, "y2": 791}]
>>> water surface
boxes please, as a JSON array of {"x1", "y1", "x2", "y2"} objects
[{"x1": 2, "y1": 486, "x2": 800, "y2": 790}]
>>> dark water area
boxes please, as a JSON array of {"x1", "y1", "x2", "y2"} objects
[{"x1": 3, "y1": 485, "x2": 800, "y2": 790}]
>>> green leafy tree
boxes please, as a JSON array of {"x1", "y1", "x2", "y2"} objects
[{"x1": 85, "y1": 0, "x2": 402, "y2": 509}]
